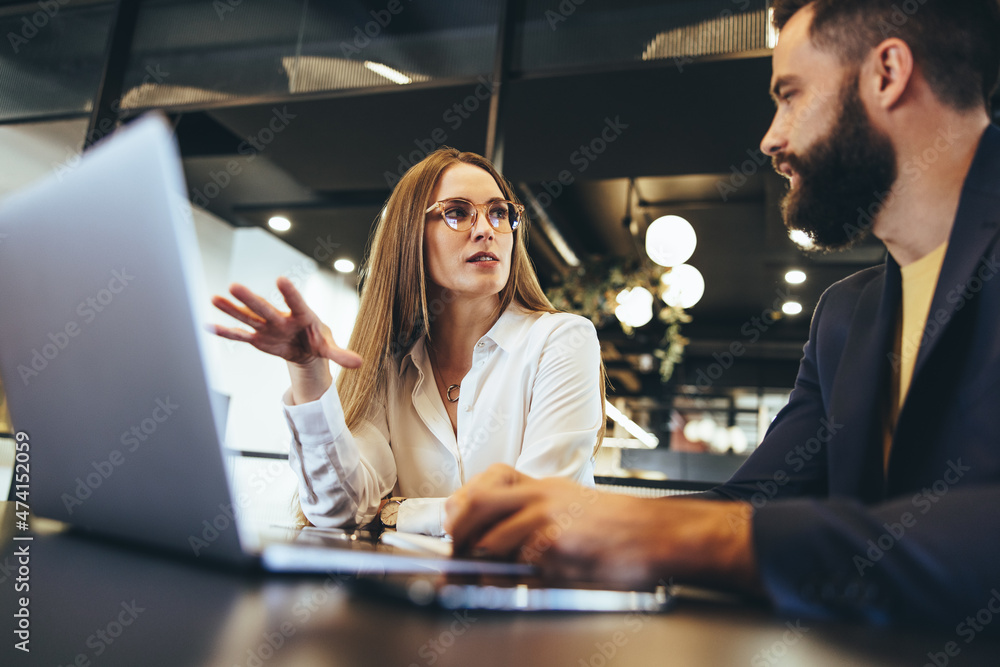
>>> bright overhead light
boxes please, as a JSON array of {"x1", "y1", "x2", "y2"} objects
[
  {"x1": 333, "y1": 258, "x2": 355, "y2": 273},
  {"x1": 645, "y1": 215, "x2": 697, "y2": 267},
  {"x1": 364, "y1": 61, "x2": 411, "y2": 85},
  {"x1": 268, "y1": 216, "x2": 291, "y2": 232},
  {"x1": 660, "y1": 264, "x2": 705, "y2": 309},
  {"x1": 788, "y1": 229, "x2": 817, "y2": 251},
  {"x1": 785, "y1": 270, "x2": 806, "y2": 284},
  {"x1": 605, "y1": 401, "x2": 659, "y2": 448},
  {"x1": 615, "y1": 286, "x2": 654, "y2": 328},
  {"x1": 782, "y1": 301, "x2": 803, "y2": 316}
]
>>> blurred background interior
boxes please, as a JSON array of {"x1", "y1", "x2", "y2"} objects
[{"x1": 4, "y1": 0, "x2": 999, "y2": 524}]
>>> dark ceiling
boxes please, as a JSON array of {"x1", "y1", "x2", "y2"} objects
[
  {"x1": 171, "y1": 54, "x2": 889, "y2": 396},
  {"x1": 14, "y1": 0, "x2": 994, "y2": 399}
]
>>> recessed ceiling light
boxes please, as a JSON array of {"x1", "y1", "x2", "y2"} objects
[
  {"x1": 782, "y1": 301, "x2": 803, "y2": 316},
  {"x1": 785, "y1": 270, "x2": 806, "y2": 284},
  {"x1": 268, "y1": 216, "x2": 291, "y2": 232},
  {"x1": 333, "y1": 258, "x2": 355, "y2": 273}
]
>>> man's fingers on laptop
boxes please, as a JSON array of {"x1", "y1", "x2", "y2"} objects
[
  {"x1": 445, "y1": 464, "x2": 524, "y2": 536},
  {"x1": 448, "y1": 486, "x2": 544, "y2": 554},
  {"x1": 468, "y1": 504, "x2": 549, "y2": 560}
]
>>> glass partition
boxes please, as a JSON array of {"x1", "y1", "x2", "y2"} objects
[{"x1": 0, "y1": 0, "x2": 115, "y2": 122}]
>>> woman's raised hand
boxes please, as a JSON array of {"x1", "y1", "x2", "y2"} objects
[{"x1": 210, "y1": 276, "x2": 362, "y2": 370}]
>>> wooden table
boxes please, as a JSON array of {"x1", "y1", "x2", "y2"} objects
[{"x1": 3, "y1": 503, "x2": 999, "y2": 667}]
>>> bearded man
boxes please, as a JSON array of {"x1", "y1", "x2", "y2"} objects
[{"x1": 445, "y1": 0, "x2": 1000, "y2": 627}]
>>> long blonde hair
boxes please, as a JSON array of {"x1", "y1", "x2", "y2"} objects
[{"x1": 294, "y1": 147, "x2": 606, "y2": 524}]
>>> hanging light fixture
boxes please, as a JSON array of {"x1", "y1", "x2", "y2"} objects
[
  {"x1": 615, "y1": 286, "x2": 654, "y2": 328},
  {"x1": 645, "y1": 215, "x2": 696, "y2": 267},
  {"x1": 660, "y1": 263, "x2": 705, "y2": 309}
]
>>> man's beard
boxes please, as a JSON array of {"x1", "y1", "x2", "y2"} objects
[{"x1": 778, "y1": 76, "x2": 898, "y2": 252}]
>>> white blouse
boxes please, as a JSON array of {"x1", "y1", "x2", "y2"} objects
[{"x1": 282, "y1": 304, "x2": 603, "y2": 536}]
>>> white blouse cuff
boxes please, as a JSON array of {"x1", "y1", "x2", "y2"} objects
[
  {"x1": 281, "y1": 384, "x2": 347, "y2": 445},
  {"x1": 397, "y1": 497, "x2": 447, "y2": 537}
]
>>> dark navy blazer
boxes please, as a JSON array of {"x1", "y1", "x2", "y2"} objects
[{"x1": 707, "y1": 125, "x2": 1000, "y2": 626}]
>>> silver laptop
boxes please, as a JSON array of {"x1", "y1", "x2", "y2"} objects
[{"x1": 0, "y1": 114, "x2": 536, "y2": 578}]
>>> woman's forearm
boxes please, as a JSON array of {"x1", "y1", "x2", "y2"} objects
[{"x1": 287, "y1": 357, "x2": 333, "y2": 405}]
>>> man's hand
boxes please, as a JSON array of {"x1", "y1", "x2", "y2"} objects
[{"x1": 445, "y1": 464, "x2": 763, "y2": 594}]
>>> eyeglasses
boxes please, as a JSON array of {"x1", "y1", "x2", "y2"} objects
[{"x1": 425, "y1": 198, "x2": 523, "y2": 233}]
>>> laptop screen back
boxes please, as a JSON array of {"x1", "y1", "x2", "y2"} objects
[{"x1": 0, "y1": 115, "x2": 243, "y2": 562}]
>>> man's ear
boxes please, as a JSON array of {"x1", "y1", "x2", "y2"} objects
[{"x1": 865, "y1": 37, "x2": 915, "y2": 110}]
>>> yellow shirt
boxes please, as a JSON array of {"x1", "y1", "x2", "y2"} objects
[{"x1": 885, "y1": 241, "x2": 949, "y2": 469}]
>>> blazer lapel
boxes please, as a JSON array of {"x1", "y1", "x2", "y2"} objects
[
  {"x1": 908, "y1": 126, "x2": 1000, "y2": 384},
  {"x1": 826, "y1": 263, "x2": 900, "y2": 503},
  {"x1": 888, "y1": 126, "x2": 1000, "y2": 485}
]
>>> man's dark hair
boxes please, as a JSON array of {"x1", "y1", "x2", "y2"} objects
[{"x1": 771, "y1": 0, "x2": 1000, "y2": 111}]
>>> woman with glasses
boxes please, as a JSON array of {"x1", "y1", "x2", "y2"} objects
[{"x1": 210, "y1": 147, "x2": 605, "y2": 535}]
